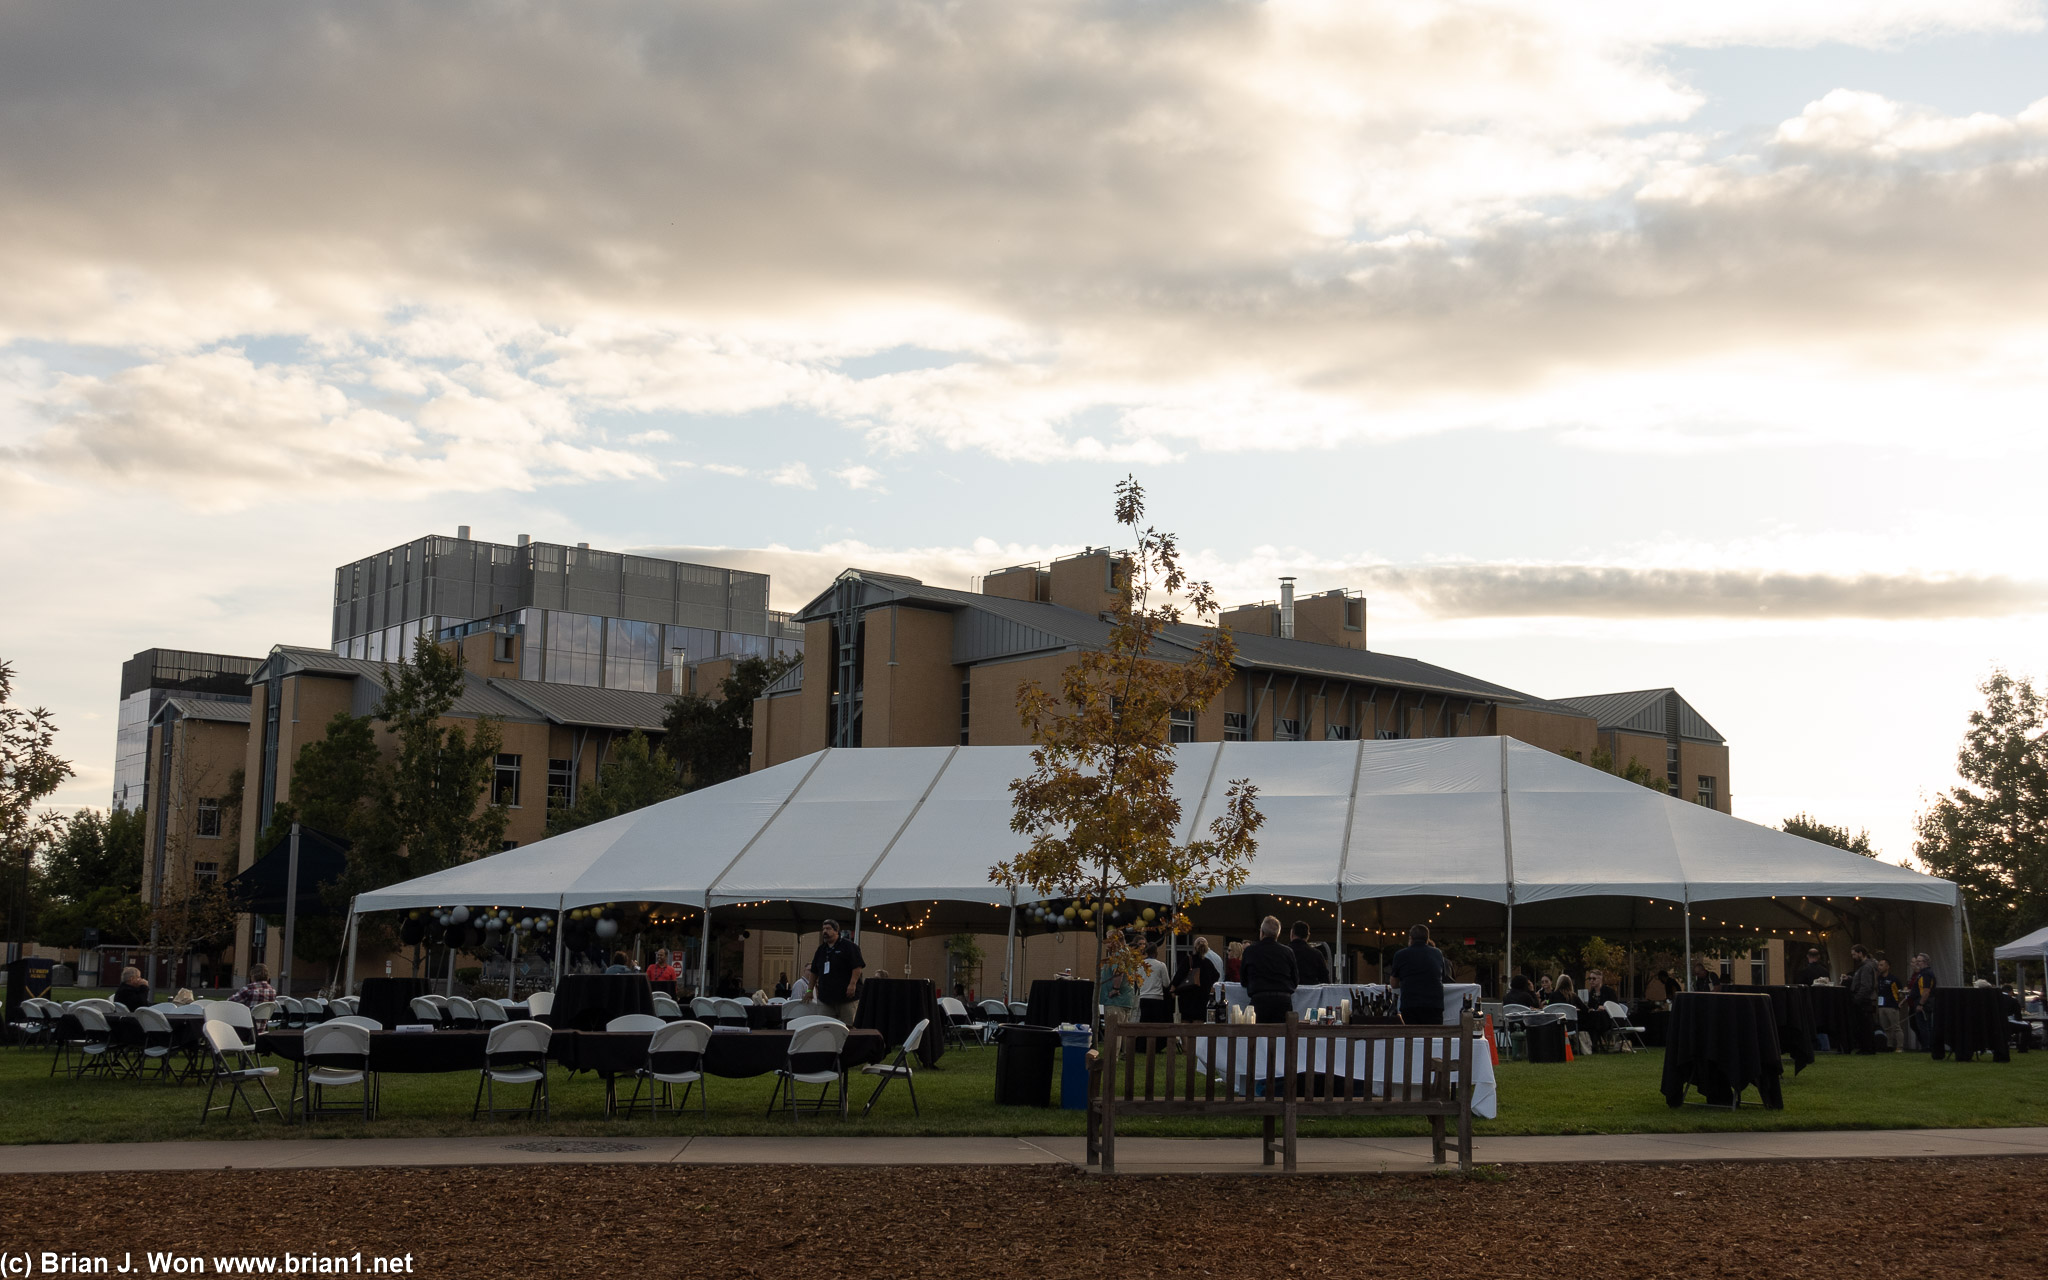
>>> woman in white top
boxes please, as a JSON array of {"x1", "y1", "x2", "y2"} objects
[{"x1": 1137, "y1": 946, "x2": 1172, "y2": 1025}]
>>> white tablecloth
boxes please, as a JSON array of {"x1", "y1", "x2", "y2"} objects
[
  {"x1": 1221, "y1": 982, "x2": 1482, "y2": 1026},
  {"x1": 1190, "y1": 1032, "x2": 1497, "y2": 1119}
]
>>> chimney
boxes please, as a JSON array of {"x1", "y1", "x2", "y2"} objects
[
  {"x1": 456, "y1": 525, "x2": 471, "y2": 540},
  {"x1": 577, "y1": 541, "x2": 590, "y2": 550},
  {"x1": 1279, "y1": 577, "x2": 1296, "y2": 639},
  {"x1": 517, "y1": 534, "x2": 531, "y2": 548}
]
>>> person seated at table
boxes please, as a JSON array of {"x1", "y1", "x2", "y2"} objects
[
  {"x1": 646, "y1": 949, "x2": 678, "y2": 984},
  {"x1": 1582, "y1": 969, "x2": 1623, "y2": 1009},
  {"x1": 773, "y1": 973, "x2": 790, "y2": 998},
  {"x1": 112, "y1": 966, "x2": 152, "y2": 1011},
  {"x1": 1239, "y1": 916, "x2": 1297, "y2": 1024},
  {"x1": 1535, "y1": 975, "x2": 1554, "y2": 1004},
  {"x1": 1170, "y1": 937, "x2": 1221, "y2": 1022},
  {"x1": 1388, "y1": 924, "x2": 1451, "y2": 1025},
  {"x1": 1501, "y1": 974, "x2": 1541, "y2": 1009},
  {"x1": 1793, "y1": 947, "x2": 1831, "y2": 985},
  {"x1": 605, "y1": 952, "x2": 634, "y2": 975},
  {"x1": 230, "y1": 964, "x2": 275, "y2": 1006},
  {"x1": 1548, "y1": 974, "x2": 1584, "y2": 1011},
  {"x1": 806, "y1": 918, "x2": 866, "y2": 1023},
  {"x1": 787, "y1": 974, "x2": 811, "y2": 1004},
  {"x1": 1288, "y1": 921, "x2": 1330, "y2": 986}
]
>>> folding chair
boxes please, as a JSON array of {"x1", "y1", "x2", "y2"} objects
[
  {"x1": 712, "y1": 998, "x2": 749, "y2": 1029},
  {"x1": 130, "y1": 1007, "x2": 180, "y2": 1082},
  {"x1": 445, "y1": 996, "x2": 479, "y2": 1029},
  {"x1": 409, "y1": 997, "x2": 444, "y2": 1026},
  {"x1": 606, "y1": 1014, "x2": 666, "y2": 1033},
  {"x1": 937, "y1": 997, "x2": 984, "y2": 1049},
  {"x1": 524, "y1": 991, "x2": 554, "y2": 1017},
  {"x1": 1603, "y1": 1000, "x2": 1647, "y2": 1051},
  {"x1": 861, "y1": 1018, "x2": 927, "y2": 1116},
  {"x1": 475, "y1": 998, "x2": 510, "y2": 1027},
  {"x1": 301, "y1": 1022, "x2": 376, "y2": 1122},
  {"x1": 767, "y1": 1021, "x2": 849, "y2": 1119},
  {"x1": 207, "y1": 1001, "x2": 258, "y2": 1051},
  {"x1": 624, "y1": 1020, "x2": 712, "y2": 1116},
  {"x1": 651, "y1": 993, "x2": 682, "y2": 1019},
  {"x1": 473, "y1": 1020, "x2": 552, "y2": 1119},
  {"x1": 199, "y1": 1020, "x2": 281, "y2": 1124},
  {"x1": 52, "y1": 1008, "x2": 114, "y2": 1078},
  {"x1": 780, "y1": 1000, "x2": 829, "y2": 1024}
]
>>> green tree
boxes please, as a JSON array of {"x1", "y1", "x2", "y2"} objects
[
  {"x1": 662, "y1": 654, "x2": 798, "y2": 790},
  {"x1": 1781, "y1": 812, "x2": 1876, "y2": 857},
  {"x1": 2, "y1": 659, "x2": 72, "y2": 950},
  {"x1": 996, "y1": 478, "x2": 1264, "y2": 1005},
  {"x1": 546, "y1": 731, "x2": 685, "y2": 835},
  {"x1": 43, "y1": 806, "x2": 145, "y2": 904},
  {"x1": 1916, "y1": 670, "x2": 2048, "y2": 953},
  {"x1": 1562, "y1": 745, "x2": 1667, "y2": 791},
  {"x1": 259, "y1": 713, "x2": 381, "y2": 853}
]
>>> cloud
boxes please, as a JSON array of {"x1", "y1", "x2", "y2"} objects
[
  {"x1": 832, "y1": 463, "x2": 886, "y2": 492},
  {"x1": 1354, "y1": 565, "x2": 2048, "y2": 620},
  {"x1": 767, "y1": 461, "x2": 816, "y2": 489}
]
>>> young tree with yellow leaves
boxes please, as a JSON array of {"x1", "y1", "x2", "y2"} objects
[{"x1": 994, "y1": 478, "x2": 1264, "y2": 1017}]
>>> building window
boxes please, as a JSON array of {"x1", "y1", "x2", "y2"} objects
[
  {"x1": 548, "y1": 758, "x2": 574, "y2": 808},
  {"x1": 1169, "y1": 707, "x2": 1196, "y2": 743},
  {"x1": 493, "y1": 753, "x2": 522, "y2": 807},
  {"x1": 1344, "y1": 598, "x2": 1363, "y2": 631},
  {"x1": 1324, "y1": 724, "x2": 1354, "y2": 741},
  {"x1": 1697, "y1": 775, "x2": 1717, "y2": 807},
  {"x1": 193, "y1": 861, "x2": 219, "y2": 885},
  {"x1": 195, "y1": 798, "x2": 221, "y2": 839},
  {"x1": 493, "y1": 633, "x2": 516, "y2": 664},
  {"x1": 1667, "y1": 741, "x2": 1680, "y2": 794},
  {"x1": 959, "y1": 678, "x2": 972, "y2": 745},
  {"x1": 1223, "y1": 712, "x2": 1248, "y2": 742},
  {"x1": 1376, "y1": 729, "x2": 1400, "y2": 740},
  {"x1": 1275, "y1": 718, "x2": 1300, "y2": 742},
  {"x1": 500, "y1": 840, "x2": 520, "y2": 852}
]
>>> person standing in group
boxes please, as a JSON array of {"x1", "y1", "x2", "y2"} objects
[
  {"x1": 1225, "y1": 940, "x2": 1245, "y2": 984},
  {"x1": 1170, "y1": 936, "x2": 1221, "y2": 1022},
  {"x1": 1794, "y1": 947, "x2": 1831, "y2": 985},
  {"x1": 1288, "y1": 921, "x2": 1330, "y2": 987},
  {"x1": 1099, "y1": 931, "x2": 1141, "y2": 1040},
  {"x1": 1907, "y1": 952, "x2": 1938, "y2": 1049},
  {"x1": 1874, "y1": 956, "x2": 1907, "y2": 1051},
  {"x1": 1239, "y1": 916, "x2": 1298, "y2": 1024},
  {"x1": 1388, "y1": 924, "x2": 1450, "y2": 1026},
  {"x1": 805, "y1": 918, "x2": 866, "y2": 1023},
  {"x1": 1847, "y1": 943, "x2": 1880, "y2": 1054},
  {"x1": 1690, "y1": 958, "x2": 1719, "y2": 992},
  {"x1": 1137, "y1": 943, "x2": 1172, "y2": 1025},
  {"x1": 645, "y1": 949, "x2": 678, "y2": 985}
]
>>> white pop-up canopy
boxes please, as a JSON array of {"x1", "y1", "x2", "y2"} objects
[
  {"x1": 351, "y1": 739, "x2": 1963, "y2": 989},
  {"x1": 1993, "y1": 924, "x2": 2048, "y2": 962}
]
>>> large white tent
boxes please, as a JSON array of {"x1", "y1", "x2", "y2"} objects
[
  {"x1": 351, "y1": 738, "x2": 1962, "y2": 991},
  {"x1": 1994, "y1": 924, "x2": 2048, "y2": 991}
]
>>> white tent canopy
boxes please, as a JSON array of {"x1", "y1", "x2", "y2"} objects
[
  {"x1": 1994, "y1": 924, "x2": 2048, "y2": 962},
  {"x1": 353, "y1": 738, "x2": 1961, "y2": 983}
]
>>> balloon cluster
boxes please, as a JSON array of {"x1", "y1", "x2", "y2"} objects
[
  {"x1": 1021, "y1": 897, "x2": 1174, "y2": 932},
  {"x1": 401, "y1": 906, "x2": 554, "y2": 949}
]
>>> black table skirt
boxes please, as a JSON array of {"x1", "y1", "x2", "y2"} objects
[
  {"x1": 679, "y1": 1002, "x2": 778, "y2": 1030},
  {"x1": 1719, "y1": 985, "x2": 1817, "y2": 1073},
  {"x1": 1928, "y1": 987, "x2": 2011, "y2": 1062},
  {"x1": 553, "y1": 1028, "x2": 886, "y2": 1078},
  {"x1": 1661, "y1": 992, "x2": 1784, "y2": 1109},
  {"x1": 1636, "y1": 1006, "x2": 1670, "y2": 1048},
  {"x1": 1804, "y1": 985, "x2": 1856, "y2": 1052},
  {"x1": 357, "y1": 978, "x2": 433, "y2": 1030},
  {"x1": 550, "y1": 974, "x2": 655, "y2": 1032},
  {"x1": 1025, "y1": 979, "x2": 1094, "y2": 1028},
  {"x1": 854, "y1": 978, "x2": 945, "y2": 1067},
  {"x1": 260, "y1": 1030, "x2": 489, "y2": 1074}
]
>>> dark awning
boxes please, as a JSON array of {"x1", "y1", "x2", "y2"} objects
[{"x1": 227, "y1": 826, "x2": 349, "y2": 916}]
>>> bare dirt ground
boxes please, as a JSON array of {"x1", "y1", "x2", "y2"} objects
[{"x1": 4, "y1": 1160, "x2": 2041, "y2": 1279}]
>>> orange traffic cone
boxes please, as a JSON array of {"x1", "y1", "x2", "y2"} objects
[
  {"x1": 1484, "y1": 1012, "x2": 1500, "y2": 1065},
  {"x1": 1564, "y1": 1035, "x2": 1575, "y2": 1063}
]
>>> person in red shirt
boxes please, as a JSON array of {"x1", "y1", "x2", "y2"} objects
[{"x1": 646, "y1": 949, "x2": 678, "y2": 984}]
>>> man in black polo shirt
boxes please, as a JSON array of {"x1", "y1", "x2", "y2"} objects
[
  {"x1": 1288, "y1": 921, "x2": 1330, "y2": 987},
  {"x1": 1388, "y1": 924, "x2": 1450, "y2": 1026},
  {"x1": 1239, "y1": 916, "x2": 1297, "y2": 1024},
  {"x1": 805, "y1": 919, "x2": 866, "y2": 1023}
]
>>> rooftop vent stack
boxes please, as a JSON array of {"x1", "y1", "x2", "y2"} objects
[
  {"x1": 1279, "y1": 577, "x2": 1296, "y2": 639},
  {"x1": 517, "y1": 534, "x2": 531, "y2": 548},
  {"x1": 456, "y1": 525, "x2": 471, "y2": 540},
  {"x1": 577, "y1": 542, "x2": 590, "y2": 550}
]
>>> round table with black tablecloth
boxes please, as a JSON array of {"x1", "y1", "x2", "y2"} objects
[
  {"x1": 1927, "y1": 986, "x2": 2012, "y2": 1062},
  {"x1": 1660, "y1": 992, "x2": 1784, "y2": 1109},
  {"x1": 854, "y1": 977, "x2": 945, "y2": 1066},
  {"x1": 1719, "y1": 984, "x2": 1817, "y2": 1073},
  {"x1": 356, "y1": 978, "x2": 433, "y2": 1029},
  {"x1": 1804, "y1": 983, "x2": 1856, "y2": 1053},
  {"x1": 1025, "y1": 978, "x2": 1094, "y2": 1029},
  {"x1": 549, "y1": 974, "x2": 654, "y2": 1031}
]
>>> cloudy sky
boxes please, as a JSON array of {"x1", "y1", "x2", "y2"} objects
[{"x1": 4, "y1": 1, "x2": 2045, "y2": 860}]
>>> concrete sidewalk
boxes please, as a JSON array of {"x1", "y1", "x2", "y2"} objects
[{"x1": 2, "y1": 1128, "x2": 2045, "y2": 1176}]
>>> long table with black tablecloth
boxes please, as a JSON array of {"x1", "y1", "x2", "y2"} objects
[
  {"x1": 1025, "y1": 978, "x2": 1094, "y2": 1028},
  {"x1": 1660, "y1": 992, "x2": 1784, "y2": 1109},
  {"x1": 1927, "y1": 986, "x2": 2012, "y2": 1062},
  {"x1": 682, "y1": 1003, "x2": 780, "y2": 1031},
  {"x1": 356, "y1": 977, "x2": 433, "y2": 1029},
  {"x1": 260, "y1": 1029, "x2": 489, "y2": 1074},
  {"x1": 1719, "y1": 984, "x2": 1817, "y2": 1072},
  {"x1": 854, "y1": 977, "x2": 944, "y2": 1066},
  {"x1": 1804, "y1": 983, "x2": 1856, "y2": 1052},
  {"x1": 554, "y1": 1027, "x2": 887, "y2": 1113},
  {"x1": 549, "y1": 974, "x2": 654, "y2": 1031}
]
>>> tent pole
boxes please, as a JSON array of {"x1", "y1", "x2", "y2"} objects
[
  {"x1": 1333, "y1": 882, "x2": 1345, "y2": 983},
  {"x1": 1960, "y1": 894, "x2": 1976, "y2": 980},
  {"x1": 508, "y1": 920, "x2": 519, "y2": 1000},
  {"x1": 699, "y1": 896, "x2": 713, "y2": 999},
  {"x1": 1498, "y1": 735, "x2": 1517, "y2": 996},
  {"x1": 280, "y1": 823, "x2": 301, "y2": 997},
  {"x1": 852, "y1": 891, "x2": 863, "y2": 947},
  {"x1": 1683, "y1": 895, "x2": 1693, "y2": 991},
  {"x1": 343, "y1": 897, "x2": 360, "y2": 998},
  {"x1": 552, "y1": 899, "x2": 564, "y2": 990},
  {"x1": 446, "y1": 942, "x2": 456, "y2": 998},
  {"x1": 1004, "y1": 900, "x2": 1017, "y2": 1005}
]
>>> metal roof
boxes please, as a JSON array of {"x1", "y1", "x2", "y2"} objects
[
  {"x1": 487, "y1": 679, "x2": 676, "y2": 732},
  {"x1": 1168, "y1": 624, "x2": 1533, "y2": 702},
  {"x1": 153, "y1": 696, "x2": 253, "y2": 725},
  {"x1": 1549, "y1": 688, "x2": 1725, "y2": 743},
  {"x1": 259, "y1": 646, "x2": 544, "y2": 723}
]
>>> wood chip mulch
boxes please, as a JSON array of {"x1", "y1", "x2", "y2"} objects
[{"x1": 4, "y1": 1159, "x2": 2042, "y2": 1278}]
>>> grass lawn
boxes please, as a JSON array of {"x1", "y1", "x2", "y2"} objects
[{"x1": 3, "y1": 1027, "x2": 2044, "y2": 1146}]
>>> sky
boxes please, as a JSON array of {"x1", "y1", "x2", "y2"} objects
[{"x1": 3, "y1": 1, "x2": 2045, "y2": 864}]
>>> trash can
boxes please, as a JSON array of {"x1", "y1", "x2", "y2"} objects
[
  {"x1": 1523, "y1": 1016, "x2": 1568, "y2": 1063},
  {"x1": 1058, "y1": 1025, "x2": 1094, "y2": 1110},
  {"x1": 993, "y1": 1025, "x2": 1060, "y2": 1107}
]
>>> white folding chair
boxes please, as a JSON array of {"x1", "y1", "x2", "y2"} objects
[
  {"x1": 783, "y1": 1015, "x2": 844, "y2": 1034},
  {"x1": 199, "y1": 1020, "x2": 281, "y2": 1123},
  {"x1": 524, "y1": 991, "x2": 554, "y2": 1017},
  {"x1": 690, "y1": 997, "x2": 719, "y2": 1022},
  {"x1": 936, "y1": 996, "x2": 983, "y2": 1049},
  {"x1": 780, "y1": 1000, "x2": 829, "y2": 1024},
  {"x1": 250, "y1": 1001, "x2": 279, "y2": 1031},
  {"x1": 712, "y1": 998, "x2": 749, "y2": 1028},
  {"x1": 130, "y1": 1007, "x2": 179, "y2": 1082},
  {"x1": 205, "y1": 1001, "x2": 257, "y2": 1051},
  {"x1": 861, "y1": 1018, "x2": 927, "y2": 1116},
  {"x1": 606, "y1": 1014, "x2": 666, "y2": 1033},
  {"x1": 473, "y1": 1020, "x2": 552, "y2": 1119},
  {"x1": 301, "y1": 1022, "x2": 375, "y2": 1122},
  {"x1": 1007, "y1": 1001, "x2": 1028, "y2": 1020},
  {"x1": 409, "y1": 997, "x2": 444, "y2": 1026},
  {"x1": 475, "y1": 998, "x2": 510, "y2": 1026},
  {"x1": 768, "y1": 1020, "x2": 850, "y2": 1119},
  {"x1": 445, "y1": 996, "x2": 479, "y2": 1029},
  {"x1": 651, "y1": 993, "x2": 682, "y2": 1019},
  {"x1": 328, "y1": 1015, "x2": 383, "y2": 1031},
  {"x1": 51, "y1": 1006, "x2": 114, "y2": 1077},
  {"x1": 625, "y1": 1020, "x2": 712, "y2": 1116},
  {"x1": 1603, "y1": 1000, "x2": 1647, "y2": 1050}
]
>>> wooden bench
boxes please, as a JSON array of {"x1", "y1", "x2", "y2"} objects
[{"x1": 1086, "y1": 1013, "x2": 1479, "y2": 1173}]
